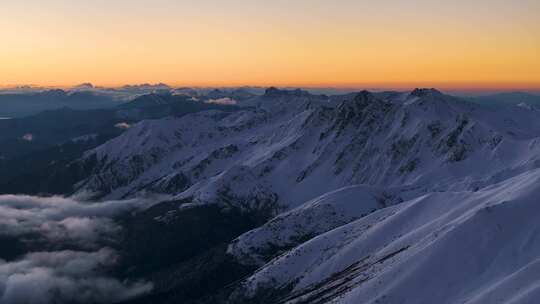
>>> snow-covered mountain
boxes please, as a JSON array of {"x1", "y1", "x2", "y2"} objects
[
  {"x1": 52, "y1": 87, "x2": 540, "y2": 303},
  {"x1": 74, "y1": 88, "x2": 540, "y2": 204},
  {"x1": 233, "y1": 167, "x2": 540, "y2": 304},
  {"x1": 227, "y1": 185, "x2": 406, "y2": 266}
]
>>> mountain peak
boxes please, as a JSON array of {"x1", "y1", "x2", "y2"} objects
[
  {"x1": 121, "y1": 83, "x2": 171, "y2": 90},
  {"x1": 334, "y1": 90, "x2": 390, "y2": 125},
  {"x1": 263, "y1": 87, "x2": 311, "y2": 98},
  {"x1": 74, "y1": 83, "x2": 94, "y2": 89},
  {"x1": 410, "y1": 88, "x2": 443, "y2": 98},
  {"x1": 354, "y1": 90, "x2": 376, "y2": 102},
  {"x1": 41, "y1": 89, "x2": 67, "y2": 98}
]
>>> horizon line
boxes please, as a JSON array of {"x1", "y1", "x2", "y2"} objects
[{"x1": 1, "y1": 82, "x2": 540, "y2": 93}]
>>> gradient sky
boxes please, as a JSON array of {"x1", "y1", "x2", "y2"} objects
[{"x1": 1, "y1": 0, "x2": 539, "y2": 90}]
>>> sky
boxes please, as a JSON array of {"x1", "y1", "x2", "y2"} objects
[{"x1": 1, "y1": 0, "x2": 539, "y2": 91}]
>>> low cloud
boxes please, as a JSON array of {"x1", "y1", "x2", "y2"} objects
[
  {"x1": 21, "y1": 134, "x2": 33, "y2": 142},
  {"x1": 114, "y1": 122, "x2": 131, "y2": 130},
  {"x1": 0, "y1": 195, "x2": 150, "y2": 248},
  {"x1": 0, "y1": 248, "x2": 152, "y2": 304},
  {"x1": 0, "y1": 195, "x2": 157, "y2": 303},
  {"x1": 205, "y1": 97, "x2": 237, "y2": 105}
]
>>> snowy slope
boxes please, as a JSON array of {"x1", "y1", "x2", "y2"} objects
[
  {"x1": 75, "y1": 88, "x2": 540, "y2": 209},
  {"x1": 236, "y1": 168, "x2": 540, "y2": 304},
  {"x1": 227, "y1": 185, "x2": 405, "y2": 266},
  {"x1": 61, "y1": 88, "x2": 540, "y2": 303}
]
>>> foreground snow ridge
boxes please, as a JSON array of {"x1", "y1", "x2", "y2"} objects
[{"x1": 239, "y1": 168, "x2": 540, "y2": 304}]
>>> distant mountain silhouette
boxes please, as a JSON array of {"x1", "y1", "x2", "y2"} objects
[
  {"x1": 468, "y1": 92, "x2": 540, "y2": 107},
  {"x1": 0, "y1": 89, "x2": 123, "y2": 117}
]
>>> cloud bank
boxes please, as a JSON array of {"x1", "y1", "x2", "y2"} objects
[
  {"x1": 0, "y1": 195, "x2": 156, "y2": 303},
  {"x1": 0, "y1": 248, "x2": 152, "y2": 304},
  {"x1": 0, "y1": 195, "x2": 150, "y2": 248}
]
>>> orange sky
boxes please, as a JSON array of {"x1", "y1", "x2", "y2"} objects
[{"x1": 1, "y1": 0, "x2": 539, "y2": 90}]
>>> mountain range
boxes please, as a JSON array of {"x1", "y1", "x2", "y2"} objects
[{"x1": 1, "y1": 87, "x2": 540, "y2": 304}]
